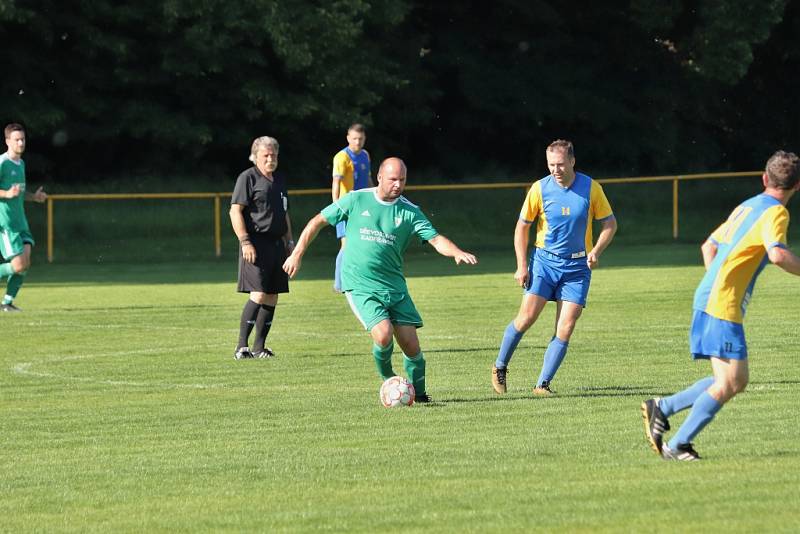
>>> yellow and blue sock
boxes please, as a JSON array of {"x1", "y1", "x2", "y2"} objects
[
  {"x1": 667, "y1": 391, "x2": 722, "y2": 449},
  {"x1": 659, "y1": 376, "x2": 714, "y2": 417},
  {"x1": 536, "y1": 336, "x2": 568, "y2": 385},
  {"x1": 494, "y1": 322, "x2": 524, "y2": 369}
]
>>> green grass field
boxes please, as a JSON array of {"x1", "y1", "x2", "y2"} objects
[{"x1": 3, "y1": 245, "x2": 800, "y2": 532}]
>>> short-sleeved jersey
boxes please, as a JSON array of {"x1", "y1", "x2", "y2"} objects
[
  {"x1": 0, "y1": 154, "x2": 28, "y2": 232},
  {"x1": 231, "y1": 167, "x2": 289, "y2": 238},
  {"x1": 320, "y1": 188, "x2": 439, "y2": 293},
  {"x1": 332, "y1": 148, "x2": 371, "y2": 198},
  {"x1": 693, "y1": 193, "x2": 789, "y2": 323},
  {"x1": 519, "y1": 172, "x2": 613, "y2": 258}
]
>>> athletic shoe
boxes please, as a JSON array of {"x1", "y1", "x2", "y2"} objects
[
  {"x1": 641, "y1": 398, "x2": 671, "y2": 455},
  {"x1": 533, "y1": 381, "x2": 554, "y2": 396},
  {"x1": 1, "y1": 303, "x2": 22, "y2": 312},
  {"x1": 253, "y1": 347, "x2": 275, "y2": 359},
  {"x1": 415, "y1": 393, "x2": 432, "y2": 403},
  {"x1": 234, "y1": 347, "x2": 254, "y2": 360},
  {"x1": 492, "y1": 366, "x2": 507, "y2": 394},
  {"x1": 661, "y1": 442, "x2": 701, "y2": 461}
]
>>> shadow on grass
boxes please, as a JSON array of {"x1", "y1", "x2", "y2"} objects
[{"x1": 29, "y1": 241, "x2": 707, "y2": 286}]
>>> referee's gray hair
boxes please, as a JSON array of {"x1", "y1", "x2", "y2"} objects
[{"x1": 249, "y1": 136, "x2": 279, "y2": 162}]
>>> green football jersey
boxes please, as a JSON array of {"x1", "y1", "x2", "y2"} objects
[
  {"x1": 321, "y1": 188, "x2": 439, "y2": 293},
  {"x1": 0, "y1": 154, "x2": 28, "y2": 232}
]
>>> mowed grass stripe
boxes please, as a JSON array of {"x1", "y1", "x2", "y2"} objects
[{"x1": 2, "y1": 252, "x2": 799, "y2": 532}]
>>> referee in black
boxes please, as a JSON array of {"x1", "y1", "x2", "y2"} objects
[{"x1": 229, "y1": 136, "x2": 294, "y2": 359}]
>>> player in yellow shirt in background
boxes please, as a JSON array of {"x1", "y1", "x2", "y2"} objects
[{"x1": 331, "y1": 123, "x2": 372, "y2": 292}]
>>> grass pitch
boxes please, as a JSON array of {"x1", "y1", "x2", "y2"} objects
[{"x1": 2, "y1": 245, "x2": 800, "y2": 532}]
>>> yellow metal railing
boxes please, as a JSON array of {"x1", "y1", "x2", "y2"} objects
[{"x1": 43, "y1": 171, "x2": 761, "y2": 262}]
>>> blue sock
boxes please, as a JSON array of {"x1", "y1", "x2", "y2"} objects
[
  {"x1": 334, "y1": 248, "x2": 344, "y2": 292},
  {"x1": 668, "y1": 391, "x2": 722, "y2": 449},
  {"x1": 536, "y1": 337, "x2": 568, "y2": 385},
  {"x1": 494, "y1": 322, "x2": 524, "y2": 368},
  {"x1": 659, "y1": 376, "x2": 714, "y2": 417}
]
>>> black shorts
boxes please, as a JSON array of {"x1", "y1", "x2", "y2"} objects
[{"x1": 237, "y1": 234, "x2": 289, "y2": 294}]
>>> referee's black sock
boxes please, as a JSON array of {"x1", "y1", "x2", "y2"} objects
[
  {"x1": 237, "y1": 299, "x2": 261, "y2": 348},
  {"x1": 252, "y1": 304, "x2": 276, "y2": 353}
]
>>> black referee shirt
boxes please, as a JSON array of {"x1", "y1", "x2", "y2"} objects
[{"x1": 231, "y1": 167, "x2": 289, "y2": 238}]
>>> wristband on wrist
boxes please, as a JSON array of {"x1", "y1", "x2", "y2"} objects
[{"x1": 239, "y1": 235, "x2": 251, "y2": 246}]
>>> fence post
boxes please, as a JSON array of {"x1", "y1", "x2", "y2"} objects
[
  {"x1": 214, "y1": 194, "x2": 221, "y2": 257},
  {"x1": 672, "y1": 178, "x2": 679, "y2": 239},
  {"x1": 47, "y1": 197, "x2": 54, "y2": 263}
]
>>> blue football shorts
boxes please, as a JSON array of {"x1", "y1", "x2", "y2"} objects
[
  {"x1": 689, "y1": 310, "x2": 747, "y2": 360},
  {"x1": 525, "y1": 248, "x2": 591, "y2": 306},
  {"x1": 335, "y1": 220, "x2": 347, "y2": 239}
]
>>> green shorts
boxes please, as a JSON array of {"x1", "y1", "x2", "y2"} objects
[
  {"x1": 0, "y1": 228, "x2": 34, "y2": 260},
  {"x1": 344, "y1": 290, "x2": 423, "y2": 331}
]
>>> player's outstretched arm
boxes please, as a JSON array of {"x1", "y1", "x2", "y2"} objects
[
  {"x1": 513, "y1": 219, "x2": 532, "y2": 287},
  {"x1": 428, "y1": 235, "x2": 478, "y2": 265},
  {"x1": 25, "y1": 186, "x2": 47, "y2": 203},
  {"x1": 282, "y1": 213, "x2": 330, "y2": 278},
  {"x1": 701, "y1": 238, "x2": 718, "y2": 270},
  {"x1": 768, "y1": 246, "x2": 800, "y2": 276},
  {"x1": 587, "y1": 216, "x2": 617, "y2": 269}
]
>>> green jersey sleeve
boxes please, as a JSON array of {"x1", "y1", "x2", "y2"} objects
[
  {"x1": 412, "y1": 209, "x2": 438, "y2": 242},
  {"x1": 321, "y1": 193, "x2": 355, "y2": 226}
]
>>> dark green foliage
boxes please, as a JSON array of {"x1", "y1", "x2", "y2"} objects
[{"x1": 0, "y1": 1, "x2": 796, "y2": 184}]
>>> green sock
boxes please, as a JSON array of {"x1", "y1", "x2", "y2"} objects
[
  {"x1": 403, "y1": 351, "x2": 426, "y2": 396},
  {"x1": 4, "y1": 271, "x2": 26, "y2": 304},
  {"x1": 0, "y1": 262, "x2": 13, "y2": 278},
  {"x1": 372, "y1": 342, "x2": 396, "y2": 380}
]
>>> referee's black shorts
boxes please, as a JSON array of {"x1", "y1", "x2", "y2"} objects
[{"x1": 237, "y1": 234, "x2": 289, "y2": 294}]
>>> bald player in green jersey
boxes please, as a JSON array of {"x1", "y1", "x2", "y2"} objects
[{"x1": 283, "y1": 157, "x2": 478, "y2": 402}]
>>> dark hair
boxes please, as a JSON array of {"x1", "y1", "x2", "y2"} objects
[
  {"x1": 547, "y1": 139, "x2": 574, "y2": 159},
  {"x1": 4, "y1": 123, "x2": 24, "y2": 139},
  {"x1": 348, "y1": 123, "x2": 366, "y2": 134},
  {"x1": 765, "y1": 150, "x2": 800, "y2": 190}
]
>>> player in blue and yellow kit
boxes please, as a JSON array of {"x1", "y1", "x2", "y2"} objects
[
  {"x1": 642, "y1": 150, "x2": 800, "y2": 461},
  {"x1": 492, "y1": 140, "x2": 617, "y2": 395},
  {"x1": 331, "y1": 123, "x2": 372, "y2": 292},
  {"x1": 0, "y1": 123, "x2": 47, "y2": 312}
]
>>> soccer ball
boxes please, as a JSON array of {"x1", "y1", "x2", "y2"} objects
[{"x1": 379, "y1": 376, "x2": 415, "y2": 407}]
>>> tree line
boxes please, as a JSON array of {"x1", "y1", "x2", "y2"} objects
[{"x1": 1, "y1": 0, "x2": 797, "y2": 186}]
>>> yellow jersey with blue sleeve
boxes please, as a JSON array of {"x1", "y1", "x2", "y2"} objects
[
  {"x1": 520, "y1": 172, "x2": 613, "y2": 258},
  {"x1": 693, "y1": 193, "x2": 789, "y2": 324},
  {"x1": 332, "y1": 147, "x2": 371, "y2": 198}
]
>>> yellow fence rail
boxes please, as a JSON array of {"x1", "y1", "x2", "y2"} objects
[{"x1": 43, "y1": 171, "x2": 761, "y2": 263}]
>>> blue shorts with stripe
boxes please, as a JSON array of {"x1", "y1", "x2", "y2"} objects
[
  {"x1": 335, "y1": 220, "x2": 347, "y2": 239},
  {"x1": 689, "y1": 310, "x2": 748, "y2": 360},
  {"x1": 525, "y1": 248, "x2": 591, "y2": 306}
]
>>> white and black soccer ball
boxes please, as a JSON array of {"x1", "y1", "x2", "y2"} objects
[{"x1": 379, "y1": 376, "x2": 415, "y2": 407}]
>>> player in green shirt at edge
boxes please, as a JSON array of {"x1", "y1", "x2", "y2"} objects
[
  {"x1": 0, "y1": 123, "x2": 47, "y2": 312},
  {"x1": 283, "y1": 157, "x2": 478, "y2": 402}
]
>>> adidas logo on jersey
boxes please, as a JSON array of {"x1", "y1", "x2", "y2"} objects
[{"x1": 361, "y1": 210, "x2": 371, "y2": 216}]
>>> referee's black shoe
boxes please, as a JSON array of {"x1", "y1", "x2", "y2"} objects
[
  {"x1": 253, "y1": 348, "x2": 275, "y2": 359},
  {"x1": 234, "y1": 347, "x2": 254, "y2": 360}
]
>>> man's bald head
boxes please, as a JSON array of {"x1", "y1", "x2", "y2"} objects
[{"x1": 378, "y1": 157, "x2": 407, "y2": 178}]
